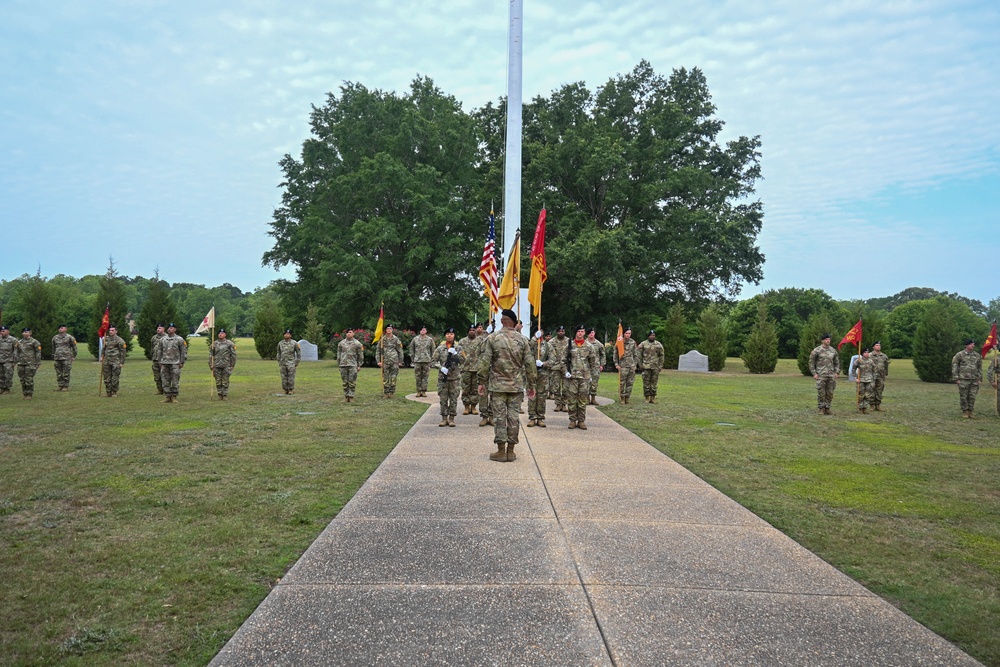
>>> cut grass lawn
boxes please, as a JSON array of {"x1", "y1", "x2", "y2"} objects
[{"x1": 1, "y1": 350, "x2": 997, "y2": 665}]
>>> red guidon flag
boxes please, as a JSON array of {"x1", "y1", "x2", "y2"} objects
[
  {"x1": 982, "y1": 321, "x2": 997, "y2": 358},
  {"x1": 527, "y1": 209, "x2": 547, "y2": 316},
  {"x1": 97, "y1": 304, "x2": 110, "y2": 338},
  {"x1": 838, "y1": 319, "x2": 862, "y2": 350}
]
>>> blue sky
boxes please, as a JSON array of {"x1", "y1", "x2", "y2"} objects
[{"x1": 2, "y1": 0, "x2": 998, "y2": 304}]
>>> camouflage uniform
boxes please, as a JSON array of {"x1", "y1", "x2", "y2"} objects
[
  {"x1": 478, "y1": 325, "x2": 537, "y2": 457},
  {"x1": 545, "y1": 334, "x2": 570, "y2": 411},
  {"x1": 432, "y1": 340, "x2": 463, "y2": 421},
  {"x1": 457, "y1": 332, "x2": 481, "y2": 411},
  {"x1": 988, "y1": 356, "x2": 1000, "y2": 415},
  {"x1": 102, "y1": 333, "x2": 128, "y2": 396},
  {"x1": 870, "y1": 348, "x2": 890, "y2": 410},
  {"x1": 855, "y1": 355, "x2": 876, "y2": 411},
  {"x1": 0, "y1": 330, "x2": 18, "y2": 393},
  {"x1": 637, "y1": 339, "x2": 665, "y2": 399},
  {"x1": 150, "y1": 331, "x2": 166, "y2": 394},
  {"x1": 588, "y1": 338, "x2": 605, "y2": 402},
  {"x1": 527, "y1": 337, "x2": 549, "y2": 425},
  {"x1": 375, "y1": 333, "x2": 404, "y2": 397},
  {"x1": 566, "y1": 338, "x2": 600, "y2": 427},
  {"x1": 157, "y1": 333, "x2": 187, "y2": 399},
  {"x1": 951, "y1": 348, "x2": 982, "y2": 415},
  {"x1": 409, "y1": 333, "x2": 436, "y2": 395},
  {"x1": 337, "y1": 337, "x2": 365, "y2": 399},
  {"x1": 613, "y1": 338, "x2": 639, "y2": 401},
  {"x1": 51, "y1": 331, "x2": 78, "y2": 389},
  {"x1": 15, "y1": 335, "x2": 42, "y2": 397},
  {"x1": 277, "y1": 338, "x2": 301, "y2": 393},
  {"x1": 210, "y1": 338, "x2": 237, "y2": 398},
  {"x1": 809, "y1": 343, "x2": 840, "y2": 412}
]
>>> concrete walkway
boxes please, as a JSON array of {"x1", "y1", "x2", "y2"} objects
[{"x1": 211, "y1": 395, "x2": 980, "y2": 666}]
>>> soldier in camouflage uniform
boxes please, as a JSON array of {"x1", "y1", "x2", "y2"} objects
[
  {"x1": 409, "y1": 326, "x2": 436, "y2": 397},
  {"x1": 15, "y1": 328, "x2": 42, "y2": 399},
  {"x1": 101, "y1": 325, "x2": 128, "y2": 397},
  {"x1": 546, "y1": 325, "x2": 570, "y2": 411},
  {"x1": 951, "y1": 339, "x2": 982, "y2": 418},
  {"x1": 637, "y1": 330, "x2": 665, "y2": 403},
  {"x1": 209, "y1": 329, "x2": 237, "y2": 400},
  {"x1": 478, "y1": 309, "x2": 536, "y2": 463},
  {"x1": 375, "y1": 325, "x2": 404, "y2": 398},
  {"x1": 432, "y1": 327, "x2": 463, "y2": 426},
  {"x1": 457, "y1": 325, "x2": 481, "y2": 414},
  {"x1": 150, "y1": 324, "x2": 166, "y2": 394},
  {"x1": 51, "y1": 324, "x2": 78, "y2": 391},
  {"x1": 809, "y1": 333, "x2": 840, "y2": 414},
  {"x1": 854, "y1": 347, "x2": 876, "y2": 413},
  {"x1": 277, "y1": 329, "x2": 301, "y2": 395},
  {"x1": 566, "y1": 325, "x2": 600, "y2": 429},
  {"x1": 157, "y1": 323, "x2": 187, "y2": 402},
  {"x1": 586, "y1": 328, "x2": 605, "y2": 405},
  {"x1": 338, "y1": 328, "x2": 365, "y2": 402},
  {"x1": 527, "y1": 328, "x2": 548, "y2": 427},
  {"x1": 0, "y1": 325, "x2": 17, "y2": 394},
  {"x1": 987, "y1": 345, "x2": 1000, "y2": 416},
  {"x1": 613, "y1": 327, "x2": 638, "y2": 403},
  {"x1": 869, "y1": 341, "x2": 890, "y2": 411}
]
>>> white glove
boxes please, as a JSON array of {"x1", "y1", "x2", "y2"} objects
[
  {"x1": 447, "y1": 347, "x2": 457, "y2": 355},
  {"x1": 565, "y1": 371, "x2": 572, "y2": 379},
  {"x1": 536, "y1": 360, "x2": 544, "y2": 367},
  {"x1": 534, "y1": 330, "x2": 543, "y2": 339},
  {"x1": 440, "y1": 367, "x2": 449, "y2": 376}
]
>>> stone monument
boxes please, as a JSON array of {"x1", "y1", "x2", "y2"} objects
[{"x1": 677, "y1": 350, "x2": 709, "y2": 373}]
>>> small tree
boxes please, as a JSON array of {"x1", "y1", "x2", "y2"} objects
[
  {"x1": 88, "y1": 259, "x2": 133, "y2": 358},
  {"x1": 16, "y1": 272, "x2": 60, "y2": 359},
  {"x1": 253, "y1": 296, "x2": 284, "y2": 360},
  {"x1": 697, "y1": 304, "x2": 727, "y2": 371},
  {"x1": 661, "y1": 303, "x2": 686, "y2": 370},
  {"x1": 913, "y1": 300, "x2": 961, "y2": 383},
  {"x1": 303, "y1": 302, "x2": 326, "y2": 359},
  {"x1": 742, "y1": 301, "x2": 778, "y2": 374},
  {"x1": 135, "y1": 272, "x2": 182, "y2": 359},
  {"x1": 797, "y1": 312, "x2": 840, "y2": 376}
]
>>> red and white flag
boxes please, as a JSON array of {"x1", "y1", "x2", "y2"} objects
[{"x1": 195, "y1": 307, "x2": 215, "y2": 334}]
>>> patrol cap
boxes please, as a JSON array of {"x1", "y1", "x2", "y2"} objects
[
  {"x1": 444, "y1": 327, "x2": 456, "y2": 334},
  {"x1": 963, "y1": 338, "x2": 975, "y2": 345},
  {"x1": 820, "y1": 333, "x2": 831, "y2": 340},
  {"x1": 500, "y1": 309, "x2": 517, "y2": 322}
]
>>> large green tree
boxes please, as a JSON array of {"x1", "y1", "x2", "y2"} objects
[
  {"x1": 697, "y1": 304, "x2": 728, "y2": 371},
  {"x1": 264, "y1": 76, "x2": 483, "y2": 334},
  {"x1": 729, "y1": 288, "x2": 845, "y2": 359},
  {"x1": 742, "y1": 301, "x2": 778, "y2": 374},
  {"x1": 14, "y1": 273, "x2": 60, "y2": 359},
  {"x1": 88, "y1": 261, "x2": 133, "y2": 358},
  {"x1": 912, "y1": 300, "x2": 962, "y2": 383},
  {"x1": 135, "y1": 273, "x2": 183, "y2": 359}
]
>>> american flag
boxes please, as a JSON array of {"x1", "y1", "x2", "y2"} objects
[{"x1": 479, "y1": 209, "x2": 501, "y2": 315}]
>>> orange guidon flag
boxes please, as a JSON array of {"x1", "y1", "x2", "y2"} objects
[
  {"x1": 527, "y1": 209, "x2": 547, "y2": 316},
  {"x1": 615, "y1": 321, "x2": 625, "y2": 358},
  {"x1": 98, "y1": 304, "x2": 110, "y2": 338},
  {"x1": 981, "y1": 321, "x2": 997, "y2": 358},
  {"x1": 838, "y1": 319, "x2": 862, "y2": 350}
]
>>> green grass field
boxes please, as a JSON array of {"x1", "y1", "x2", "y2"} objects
[{"x1": 1, "y1": 349, "x2": 997, "y2": 665}]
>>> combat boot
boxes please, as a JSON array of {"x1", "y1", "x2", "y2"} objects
[
  {"x1": 163, "y1": 396, "x2": 173, "y2": 403},
  {"x1": 527, "y1": 419, "x2": 536, "y2": 427},
  {"x1": 471, "y1": 405, "x2": 479, "y2": 415},
  {"x1": 860, "y1": 407, "x2": 867, "y2": 414},
  {"x1": 505, "y1": 443, "x2": 516, "y2": 462},
  {"x1": 537, "y1": 419, "x2": 546, "y2": 427},
  {"x1": 568, "y1": 421, "x2": 577, "y2": 429},
  {"x1": 577, "y1": 421, "x2": 587, "y2": 430},
  {"x1": 968, "y1": 411, "x2": 975, "y2": 419},
  {"x1": 439, "y1": 418, "x2": 449, "y2": 427},
  {"x1": 463, "y1": 405, "x2": 471, "y2": 415},
  {"x1": 489, "y1": 443, "x2": 506, "y2": 462},
  {"x1": 479, "y1": 416, "x2": 490, "y2": 427},
  {"x1": 650, "y1": 395, "x2": 656, "y2": 404},
  {"x1": 448, "y1": 416, "x2": 456, "y2": 427}
]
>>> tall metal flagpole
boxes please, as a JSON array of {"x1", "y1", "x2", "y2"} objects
[{"x1": 503, "y1": 0, "x2": 523, "y2": 329}]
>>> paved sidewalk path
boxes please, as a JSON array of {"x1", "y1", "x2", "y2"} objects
[{"x1": 211, "y1": 396, "x2": 980, "y2": 666}]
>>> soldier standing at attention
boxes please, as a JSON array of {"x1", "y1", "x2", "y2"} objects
[
  {"x1": 51, "y1": 324, "x2": 78, "y2": 391},
  {"x1": 986, "y1": 343, "x2": 1000, "y2": 415},
  {"x1": 566, "y1": 324, "x2": 600, "y2": 429},
  {"x1": 432, "y1": 327, "x2": 463, "y2": 426},
  {"x1": 854, "y1": 347, "x2": 876, "y2": 414},
  {"x1": 478, "y1": 309, "x2": 536, "y2": 463},
  {"x1": 586, "y1": 328, "x2": 604, "y2": 405},
  {"x1": 375, "y1": 324, "x2": 404, "y2": 398},
  {"x1": 337, "y1": 328, "x2": 365, "y2": 402},
  {"x1": 15, "y1": 327, "x2": 42, "y2": 399},
  {"x1": 952, "y1": 338, "x2": 982, "y2": 419},
  {"x1": 637, "y1": 330, "x2": 665, "y2": 403},
  {"x1": 809, "y1": 333, "x2": 840, "y2": 415},
  {"x1": 277, "y1": 329, "x2": 301, "y2": 395},
  {"x1": 0, "y1": 325, "x2": 15, "y2": 394},
  {"x1": 209, "y1": 329, "x2": 236, "y2": 400},
  {"x1": 869, "y1": 341, "x2": 890, "y2": 411},
  {"x1": 457, "y1": 324, "x2": 480, "y2": 415},
  {"x1": 409, "y1": 325, "x2": 435, "y2": 398},
  {"x1": 150, "y1": 323, "x2": 166, "y2": 394},
  {"x1": 101, "y1": 325, "x2": 128, "y2": 397},
  {"x1": 527, "y1": 328, "x2": 548, "y2": 427},
  {"x1": 545, "y1": 325, "x2": 570, "y2": 412},
  {"x1": 613, "y1": 327, "x2": 638, "y2": 404},
  {"x1": 477, "y1": 323, "x2": 495, "y2": 426},
  {"x1": 157, "y1": 323, "x2": 186, "y2": 402}
]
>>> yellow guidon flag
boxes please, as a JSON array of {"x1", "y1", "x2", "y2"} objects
[
  {"x1": 497, "y1": 232, "x2": 520, "y2": 310},
  {"x1": 373, "y1": 304, "x2": 385, "y2": 343}
]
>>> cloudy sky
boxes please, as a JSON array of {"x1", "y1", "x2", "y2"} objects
[{"x1": 2, "y1": 0, "x2": 998, "y2": 304}]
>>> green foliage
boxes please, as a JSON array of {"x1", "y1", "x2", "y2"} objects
[
  {"x1": 87, "y1": 260, "x2": 133, "y2": 359},
  {"x1": 253, "y1": 296, "x2": 284, "y2": 360},
  {"x1": 303, "y1": 302, "x2": 326, "y2": 359},
  {"x1": 797, "y1": 312, "x2": 841, "y2": 376},
  {"x1": 729, "y1": 288, "x2": 845, "y2": 359},
  {"x1": 866, "y1": 286, "x2": 987, "y2": 317},
  {"x1": 135, "y1": 275, "x2": 182, "y2": 360},
  {"x1": 7, "y1": 273, "x2": 60, "y2": 359},
  {"x1": 835, "y1": 303, "x2": 889, "y2": 374},
  {"x1": 742, "y1": 301, "x2": 778, "y2": 373},
  {"x1": 913, "y1": 300, "x2": 962, "y2": 383},
  {"x1": 696, "y1": 304, "x2": 727, "y2": 371},
  {"x1": 885, "y1": 297, "x2": 987, "y2": 359},
  {"x1": 661, "y1": 303, "x2": 686, "y2": 370}
]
